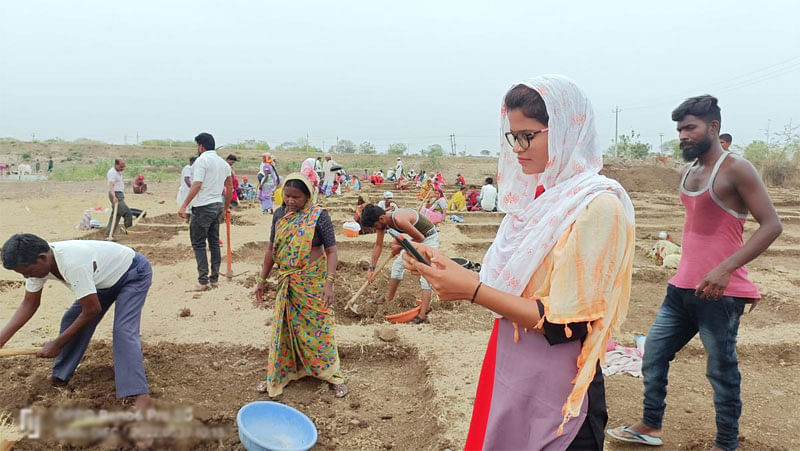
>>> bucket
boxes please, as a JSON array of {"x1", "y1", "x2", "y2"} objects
[{"x1": 343, "y1": 221, "x2": 361, "y2": 238}]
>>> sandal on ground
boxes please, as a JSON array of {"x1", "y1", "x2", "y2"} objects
[
  {"x1": 331, "y1": 383, "x2": 348, "y2": 398},
  {"x1": 256, "y1": 381, "x2": 270, "y2": 393},
  {"x1": 193, "y1": 284, "x2": 211, "y2": 292},
  {"x1": 409, "y1": 315, "x2": 426, "y2": 325},
  {"x1": 606, "y1": 426, "x2": 663, "y2": 446}
]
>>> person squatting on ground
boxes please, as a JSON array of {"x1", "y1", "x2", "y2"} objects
[
  {"x1": 421, "y1": 188, "x2": 448, "y2": 224},
  {"x1": 607, "y1": 95, "x2": 782, "y2": 451},
  {"x1": 178, "y1": 132, "x2": 233, "y2": 292},
  {"x1": 400, "y1": 75, "x2": 636, "y2": 450},
  {"x1": 480, "y1": 177, "x2": 498, "y2": 211},
  {"x1": 0, "y1": 234, "x2": 154, "y2": 412},
  {"x1": 377, "y1": 191, "x2": 398, "y2": 212},
  {"x1": 448, "y1": 186, "x2": 468, "y2": 211},
  {"x1": 254, "y1": 173, "x2": 347, "y2": 398},
  {"x1": 105, "y1": 159, "x2": 133, "y2": 236},
  {"x1": 133, "y1": 174, "x2": 147, "y2": 194},
  {"x1": 360, "y1": 205, "x2": 440, "y2": 324}
]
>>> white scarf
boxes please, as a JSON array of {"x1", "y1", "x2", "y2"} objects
[{"x1": 481, "y1": 75, "x2": 634, "y2": 302}]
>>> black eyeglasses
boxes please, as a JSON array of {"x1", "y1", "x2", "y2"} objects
[{"x1": 504, "y1": 128, "x2": 548, "y2": 149}]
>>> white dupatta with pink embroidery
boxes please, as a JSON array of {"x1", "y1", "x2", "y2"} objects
[{"x1": 481, "y1": 75, "x2": 634, "y2": 302}]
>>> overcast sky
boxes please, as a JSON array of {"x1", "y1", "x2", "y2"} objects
[{"x1": 1, "y1": 0, "x2": 798, "y2": 154}]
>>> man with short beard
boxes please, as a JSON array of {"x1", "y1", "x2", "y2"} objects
[{"x1": 608, "y1": 95, "x2": 782, "y2": 450}]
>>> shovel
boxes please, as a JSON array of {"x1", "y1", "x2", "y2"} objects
[
  {"x1": 0, "y1": 348, "x2": 39, "y2": 358},
  {"x1": 225, "y1": 210, "x2": 233, "y2": 281},
  {"x1": 106, "y1": 202, "x2": 119, "y2": 241}
]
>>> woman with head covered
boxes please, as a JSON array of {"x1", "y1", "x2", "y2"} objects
[{"x1": 400, "y1": 75, "x2": 635, "y2": 449}]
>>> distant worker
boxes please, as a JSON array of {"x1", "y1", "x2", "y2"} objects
[
  {"x1": 105, "y1": 159, "x2": 133, "y2": 237},
  {"x1": 176, "y1": 156, "x2": 196, "y2": 219},
  {"x1": 377, "y1": 191, "x2": 398, "y2": 212},
  {"x1": 132, "y1": 174, "x2": 147, "y2": 194},
  {"x1": 448, "y1": 186, "x2": 467, "y2": 211},
  {"x1": 480, "y1": 177, "x2": 498, "y2": 212},
  {"x1": 395, "y1": 157, "x2": 404, "y2": 178}
]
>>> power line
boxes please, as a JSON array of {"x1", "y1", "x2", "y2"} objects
[{"x1": 622, "y1": 55, "x2": 800, "y2": 111}]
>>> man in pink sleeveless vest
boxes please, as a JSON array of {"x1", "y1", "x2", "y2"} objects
[{"x1": 608, "y1": 95, "x2": 782, "y2": 450}]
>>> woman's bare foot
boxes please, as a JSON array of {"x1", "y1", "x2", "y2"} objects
[{"x1": 332, "y1": 383, "x2": 348, "y2": 398}]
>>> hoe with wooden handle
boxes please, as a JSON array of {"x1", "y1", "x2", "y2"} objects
[{"x1": 345, "y1": 255, "x2": 392, "y2": 314}]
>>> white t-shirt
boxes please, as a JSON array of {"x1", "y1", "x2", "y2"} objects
[
  {"x1": 107, "y1": 167, "x2": 124, "y2": 192},
  {"x1": 480, "y1": 184, "x2": 498, "y2": 211},
  {"x1": 395, "y1": 161, "x2": 403, "y2": 175},
  {"x1": 377, "y1": 200, "x2": 397, "y2": 212},
  {"x1": 322, "y1": 160, "x2": 337, "y2": 185},
  {"x1": 191, "y1": 150, "x2": 231, "y2": 207},
  {"x1": 25, "y1": 241, "x2": 135, "y2": 300},
  {"x1": 176, "y1": 164, "x2": 193, "y2": 206}
]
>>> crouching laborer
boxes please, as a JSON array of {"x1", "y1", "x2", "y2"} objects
[
  {"x1": 0, "y1": 234, "x2": 153, "y2": 411},
  {"x1": 360, "y1": 205, "x2": 439, "y2": 323}
]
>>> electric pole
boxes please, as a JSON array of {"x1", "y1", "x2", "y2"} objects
[
  {"x1": 306, "y1": 132, "x2": 309, "y2": 153},
  {"x1": 613, "y1": 107, "x2": 621, "y2": 158},
  {"x1": 449, "y1": 133, "x2": 456, "y2": 156},
  {"x1": 659, "y1": 133, "x2": 664, "y2": 154}
]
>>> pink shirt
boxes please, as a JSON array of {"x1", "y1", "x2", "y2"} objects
[{"x1": 669, "y1": 152, "x2": 760, "y2": 299}]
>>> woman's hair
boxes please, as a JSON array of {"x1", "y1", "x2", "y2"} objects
[
  {"x1": 360, "y1": 204, "x2": 385, "y2": 228},
  {"x1": 357, "y1": 196, "x2": 366, "y2": 205},
  {"x1": 1, "y1": 233, "x2": 49, "y2": 269},
  {"x1": 284, "y1": 179, "x2": 311, "y2": 198},
  {"x1": 504, "y1": 84, "x2": 549, "y2": 125}
]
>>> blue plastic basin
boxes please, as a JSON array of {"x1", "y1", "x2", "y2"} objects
[{"x1": 237, "y1": 401, "x2": 318, "y2": 451}]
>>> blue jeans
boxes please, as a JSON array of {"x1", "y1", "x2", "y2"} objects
[{"x1": 642, "y1": 284, "x2": 746, "y2": 451}]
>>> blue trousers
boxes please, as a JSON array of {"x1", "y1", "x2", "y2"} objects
[
  {"x1": 642, "y1": 284, "x2": 746, "y2": 451},
  {"x1": 53, "y1": 253, "x2": 151, "y2": 398}
]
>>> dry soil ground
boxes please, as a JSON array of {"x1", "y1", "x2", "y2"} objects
[{"x1": 0, "y1": 156, "x2": 798, "y2": 450}]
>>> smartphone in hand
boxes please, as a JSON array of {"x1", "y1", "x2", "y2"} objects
[{"x1": 387, "y1": 228, "x2": 430, "y2": 266}]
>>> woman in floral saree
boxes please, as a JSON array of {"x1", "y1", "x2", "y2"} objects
[{"x1": 255, "y1": 173, "x2": 347, "y2": 398}]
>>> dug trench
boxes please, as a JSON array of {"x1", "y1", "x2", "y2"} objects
[
  {"x1": 605, "y1": 342, "x2": 800, "y2": 450},
  {"x1": 5, "y1": 341, "x2": 444, "y2": 450},
  {"x1": 238, "y1": 258, "x2": 437, "y2": 326}
]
